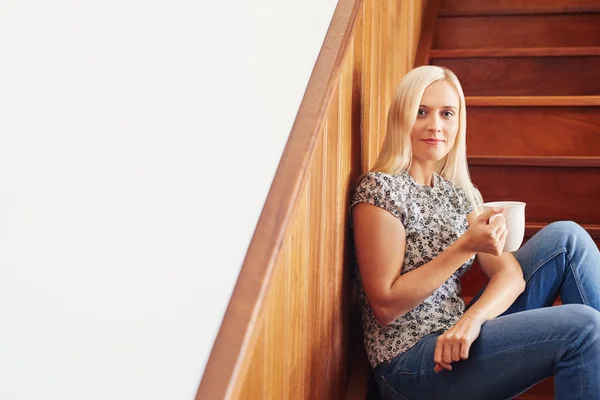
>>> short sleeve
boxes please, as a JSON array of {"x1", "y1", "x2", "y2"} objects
[{"x1": 350, "y1": 172, "x2": 405, "y2": 223}]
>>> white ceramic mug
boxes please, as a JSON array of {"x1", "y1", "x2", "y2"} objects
[{"x1": 483, "y1": 201, "x2": 526, "y2": 252}]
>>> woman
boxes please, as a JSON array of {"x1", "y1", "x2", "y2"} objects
[{"x1": 351, "y1": 65, "x2": 600, "y2": 400}]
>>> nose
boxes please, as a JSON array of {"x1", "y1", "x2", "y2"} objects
[{"x1": 426, "y1": 113, "x2": 443, "y2": 132}]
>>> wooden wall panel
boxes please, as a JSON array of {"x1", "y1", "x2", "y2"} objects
[
  {"x1": 232, "y1": 55, "x2": 355, "y2": 399},
  {"x1": 466, "y1": 107, "x2": 600, "y2": 157},
  {"x1": 442, "y1": 0, "x2": 600, "y2": 9},
  {"x1": 361, "y1": 0, "x2": 424, "y2": 173},
  {"x1": 433, "y1": 56, "x2": 600, "y2": 96},
  {"x1": 470, "y1": 165, "x2": 600, "y2": 224},
  {"x1": 435, "y1": 14, "x2": 600, "y2": 49}
]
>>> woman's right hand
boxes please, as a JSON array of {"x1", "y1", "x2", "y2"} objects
[{"x1": 464, "y1": 207, "x2": 507, "y2": 256}]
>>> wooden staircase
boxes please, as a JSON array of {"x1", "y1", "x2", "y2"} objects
[{"x1": 421, "y1": 0, "x2": 600, "y2": 399}]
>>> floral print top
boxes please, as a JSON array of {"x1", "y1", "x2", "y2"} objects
[{"x1": 351, "y1": 170, "x2": 475, "y2": 368}]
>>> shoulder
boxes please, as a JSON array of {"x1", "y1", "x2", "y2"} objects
[
  {"x1": 351, "y1": 171, "x2": 410, "y2": 221},
  {"x1": 353, "y1": 171, "x2": 411, "y2": 200},
  {"x1": 352, "y1": 172, "x2": 392, "y2": 206}
]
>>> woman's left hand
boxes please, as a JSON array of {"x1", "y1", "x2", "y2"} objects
[{"x1": 434, "y1": 312, "x2": 485, "y2": 372}]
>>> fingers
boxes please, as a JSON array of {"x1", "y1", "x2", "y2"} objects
[
  {"x1": 443, "y1": 337, "x2": 453, "y2": 365},
  {"x1": 451, "y1": 339, "x2": 462, "y2": 362},
  {"x1": 434, "y1": 362, "x2": 452, "y2": 372},
  {"x1": 460, "y1": 339, "x2": 472, "y2": 360},
  {"x1": 479, "y1": 207, "x2": 505, "y2": 222},
  {"x1": 489, "y1": 213, "x2": 506, "y2": 231},
  {"x1": 435, "y1": 335, "x2": 458, "y2": 372},
  {"x1": 498, "y1": 228, "x2": 508, "y2": 249},
  {"x1": 434, "y1": 336, "x2": 443, "y2": 368},
  {"x1": 434, "y1": 337, "x2": 452, "y2": 372}
]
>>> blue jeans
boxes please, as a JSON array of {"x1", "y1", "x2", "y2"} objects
[{"x1": 373, "y1": 221, "x2": 600, "y2": 400}]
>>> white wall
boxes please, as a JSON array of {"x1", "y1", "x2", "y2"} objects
[{"x1": 0, "y1": 1, "x2": 337, "y2": 399}]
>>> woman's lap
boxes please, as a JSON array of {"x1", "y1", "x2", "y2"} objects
[
  {"x1": 375, "y1": 222, "x2": 600, "y2": 400},
  {"x1": 375, "y1": 305, "x2": 600, "y2": 400}
]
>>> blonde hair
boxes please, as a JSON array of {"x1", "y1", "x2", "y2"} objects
[{"x1": 370, "y1": 65, "x2": 482, "y2": 212}]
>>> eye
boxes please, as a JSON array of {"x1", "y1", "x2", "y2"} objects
[
  {"x1": 417, "y1": 108, "x2": 427, "y2": 117},
  {"x1": 442, "y1": 110, "x2": 455, "y2": 118}
]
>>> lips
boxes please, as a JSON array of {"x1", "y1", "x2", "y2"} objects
[{"x1": 421, "y1": 138, "x2": 445, "y2": 144}]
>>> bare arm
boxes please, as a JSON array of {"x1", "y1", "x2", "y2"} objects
[
  {"x1": 352, "y1": 203, "x2": 503, "y2": 326},
  {"x1": 462, "y1": 212, "x2": 526, "y2": 322},
  {"x1": 433, "y1": 210, "x2": 526, "y2": 372}
]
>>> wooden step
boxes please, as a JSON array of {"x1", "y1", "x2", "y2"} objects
[
  {"x1": 435, "y1": 14, "x2": 600, "y2": 49},
  {"x1": 466, "y1": 95, "x2": 600, "y2": 106},
  {"x1": 441, "y1": 0, "x2": 600, "y2": 16},
  {"x1": 440, "y1": 4, "x2": 600, "y2": 17},
  {"x1": 430, "y1": 46, "x2": 600, "y2": 58},
  {"x1": 433, "y1": 56, "x2": 600, "y2": 96},
  {"x1": 466, "y1": 107, "x2": 600, "y2": 157},
  {"x1": 468, "y1": 156, "x2": 600, "y2": 167},
  {"x1": 468, "y1": 156, "x2": 600, "y2": 224}
]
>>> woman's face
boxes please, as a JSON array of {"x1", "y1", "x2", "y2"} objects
[{"x1": 410, "y1": 80, "x2": 460, "y2": 164}]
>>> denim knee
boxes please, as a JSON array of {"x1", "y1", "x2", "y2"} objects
[
  {"x1": 545, "y1": 221, "x2": 588, "y2": 242},
  {"x1": 561, "y1": 304, "x2": 600, "y2": 343}
]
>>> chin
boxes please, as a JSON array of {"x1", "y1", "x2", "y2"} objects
[{"x1": 419, "y1": 150, "x2": 449, "y2": 163}]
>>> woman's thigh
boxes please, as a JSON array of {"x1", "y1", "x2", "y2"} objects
[{"x1": 374, "y1": 305, "x2": 600, "y2": 400}]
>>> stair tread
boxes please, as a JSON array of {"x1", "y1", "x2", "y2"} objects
[
  {"x1": 466, "y1": 95, "x2": 600, "y2": 107},
  {"x1": 467, "y1": 155, "x2": 600, "y2": 167},
  {"x1": 430, "y1": 46, "x2": 600, "y2": 58},
  {"x1": 439, "y1": 4, "x2": 600, "y2": 17}
]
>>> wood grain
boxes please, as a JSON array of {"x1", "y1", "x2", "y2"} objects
[
  {"x1": 440, "y1": 4, "x2": 600, "y2": 17},
  {"x1": 441, "y1": 0, "x2": 600, "y2": 16},
  {"x1": 414, "y1": 0, "x2": 442, "y2": 67},
  {"x1": 442, "y1": 0, "x2": 600, "y2": 6},
  {"x1": 465, "y1": 107, "x2": 600, "y2": 157},
  {"x1": 361, "y1": 0, "x2": 424, "y2": 172},
  {"x1": 470, "y1": 165, "x2": 600, "y2": 224},
  {"x1": 468, "y1": 156, "x2": 600, "y2": 167},
  {"x1": 434, "y1": 56, "x2": 600, "y2": 96},
  {"x1": 466, "y1": 96, "x2": 600, "y2": 106},
  {"x1": 435, "y1": 14, "x2": 600, "y2": 49},
  {"x1": 430, "y1": 47, "x2": 600, "y2": 58}
]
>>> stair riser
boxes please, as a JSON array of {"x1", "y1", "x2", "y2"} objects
[
  {"x1": 465, "y1": 107, "x2": 600, "y2": 157},
  {"x1": 433, "y1": 56, "x2": 600, "y2": 96},
  {"x1": 470, "y1": 165, "x2": 600, "y2": 223},
  {"x1": 442, "y1": 0, "x2": 600, "y2": 10},
  {"x1": 435, "y1": 14, "x2": 600, "y2": 49}
]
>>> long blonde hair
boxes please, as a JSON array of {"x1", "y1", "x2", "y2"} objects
[{"x1": 370, "y1": 65, "x2": 482, "y2": 212}]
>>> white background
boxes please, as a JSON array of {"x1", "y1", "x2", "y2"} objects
[{"x1": 0, "y1": 1, "x2": 337, "y2": 399}]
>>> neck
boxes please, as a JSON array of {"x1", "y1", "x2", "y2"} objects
[{"x1": 408, "y1": 161, "x2": 436, "y2": 187}]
